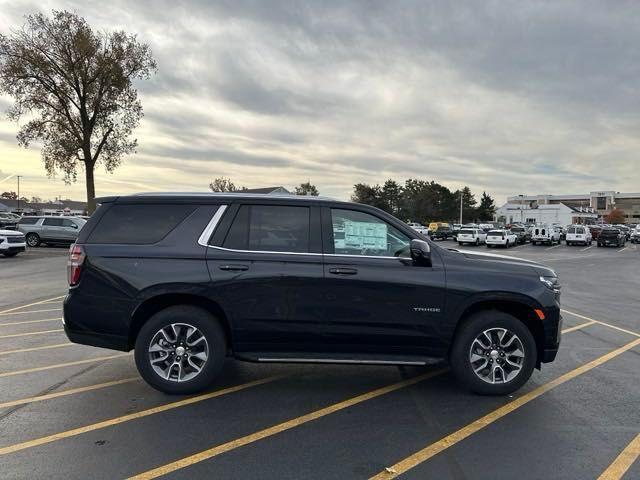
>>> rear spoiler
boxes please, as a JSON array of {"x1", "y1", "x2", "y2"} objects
[{"x1": 94, "y1": 196, "x2": 118, "y2": 205}]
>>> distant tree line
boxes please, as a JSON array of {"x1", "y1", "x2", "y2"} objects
[{"x1": 351, "y1": 179, "x2": 496, "y2": 224}]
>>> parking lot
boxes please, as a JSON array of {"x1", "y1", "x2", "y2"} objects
[{"x1": 0, "y1": 243, "x2": 638, "y2": 480}]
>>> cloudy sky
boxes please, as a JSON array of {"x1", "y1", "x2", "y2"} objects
[{"x1": 1, "y1": 0, "x2": 639, "y2": 205}]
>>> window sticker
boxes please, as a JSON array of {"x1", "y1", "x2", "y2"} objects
[{"x1": 343, "y1": 221, "x2": 388, "y2": 250}]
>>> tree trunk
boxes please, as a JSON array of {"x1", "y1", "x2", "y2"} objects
[{"x1": 85, "y1": 164, "x2": 96, "y2": 214}]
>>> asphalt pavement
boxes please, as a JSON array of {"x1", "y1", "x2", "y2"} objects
[{"x1": 0, "y1": 242, "x2": 638, "y2": 479}]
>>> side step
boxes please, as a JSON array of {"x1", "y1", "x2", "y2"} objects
[{"x1": 238, "y1": 352, "x2": 443, "y2": 366}]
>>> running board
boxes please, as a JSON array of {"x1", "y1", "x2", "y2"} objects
[{"x1": 240, "y1": 352, "x2": 442, "y2": 366}]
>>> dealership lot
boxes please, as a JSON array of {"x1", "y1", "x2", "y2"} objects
[{"x1": 0, "y1": 245, "x2": 638, "y2": 479}]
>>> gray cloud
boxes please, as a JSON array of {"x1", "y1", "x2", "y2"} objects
[{"x1": 1, "y1": 0, "x2": 639, "y2": 202}]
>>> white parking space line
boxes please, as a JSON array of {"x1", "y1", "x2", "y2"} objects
[
  {"x1": 580, "y1": 246, "x2": 593, "y2": 252},
  {"x1": 0, "y1": 308, "x2": 61, "y2": 317},
  {"x1": 617, "y1": 247, "x2": 628, "y2": 253},
  {"x1": 0, "y1": 317, "x2": 62, "y2": 327},
  {"x1": 0, "y1": 296, "x2": 65, "y2": 315},
  {"x1": 545, "y1": 244, "x2": 563, "y2": 251}
]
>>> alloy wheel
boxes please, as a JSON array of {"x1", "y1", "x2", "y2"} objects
[
  {"x1": 148, "y1": 323, "x2": 209, "y2": 382},
  {"x1": 469, "y1": 328, "x2": 525, "y2": 384}
]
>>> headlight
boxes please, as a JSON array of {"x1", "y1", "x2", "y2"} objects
[{"x1": 540, "y1": 276, "x2": 561, "y2": 293}]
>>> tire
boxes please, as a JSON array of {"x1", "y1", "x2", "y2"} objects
[
  {"x1": 134, "y1": 305, "x2": 227, "y2": 395},
  {"x1": 450, "y1": 311, "x2": 537, "y2": 395},
  {"x1": 458, "y1": 242, "x2": 464, "y2": 247},
  {"x1": 25, "y1": 233, "x2": 40, "y2": 247},
  {"x1": 505, "y1": 240, "x2": 509, "y2": 248},
  {"x1": 3, "y1": 252, "x2": 18, "y2": 257},
  {"x1": 475, "y1": 239, "x2": 479, "y2": 246},
  {"x1": 566, "y1": 241, "x2": 571, "y2": 246}
]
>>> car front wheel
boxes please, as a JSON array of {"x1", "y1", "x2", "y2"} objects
[
  {"x1": 135, "y1": 305, "x2": 227, "y2": 395},
  {"x1": 450, "y1": 311, "x2": 537, "y2": 395},
  {"x1": 25, "y1": 233, "x2": 40, "y2": 247}
]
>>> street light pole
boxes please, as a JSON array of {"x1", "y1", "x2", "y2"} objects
[
  {"x1": 16, "y1": 175, "x2": 22, "y2": 212},
  {"x1": 459, "y1": 191, "x2": 463, "y2": 225}
]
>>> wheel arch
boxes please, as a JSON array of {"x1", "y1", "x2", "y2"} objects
[
  {"x1": 450, "y1": 295, "x2": 545, "y2": 368},
  {"x1": 128, "y1": 293, "x2": 232, "y2": 352}
]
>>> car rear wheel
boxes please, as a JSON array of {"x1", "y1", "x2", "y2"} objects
[
  {"x1": 25, "y1": 233, "x2": 40, "y2": 247},
  {"x1": 135, "y1": 305, "x2": 227, "y2": 394},
  {"x1": 450, "y1": 311, "x2": 537, "y2": 395}
]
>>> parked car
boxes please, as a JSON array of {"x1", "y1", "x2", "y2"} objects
[
  {"x1": 589, "y1": 226, "x2": 602, "y2": 240},
  {"x1": 0, "y1": 212, "x2": 20, "y2": 230},
  {"x1": 531, "y1": 225, "x2": 561, "y2": 245},
  {"x1": 614, "y1": 225, "x2": 631, "y2": 240},
  {"x1": 428, "y1": 222, "x2": 450, "y2": 234},
  {"x1": 63, "y1": 193, "x2": 561, "y2": 396},
  {"x1": 565, "y1": 226, "x2": 592, "y2": 246},
  {"x1": 631, "y1": 227, "x2": 640, "y2": 244},
  {"x1": 485, "y1": 229, "x2": 518, "y2": 248},
  {"x1": 0, "y1": 229, "x2": 26, "y2": 257},
  {"x1": 450, "y1": 223, "x2": 462, "y2": 240},
  {"x1": 509, "y1": 225, "x2": 531, "y2": 244},
  {"x1": 407, "y1": 222, "x2": 429, "y2": 236},
  {"x1": 430, "y1": 225, "x2": 452, "y2": 241},
  {"x1": 17, "y1": 216, "x2": 86, "y2": 247},
  {"x1": 597, "y1": 228, "x2": 626, "y2": 248},
  {"x1": 456, "y1": 228, "x2": 487, "y2": 246}
]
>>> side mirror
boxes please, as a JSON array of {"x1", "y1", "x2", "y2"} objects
[{"x1": 410, "y1": 239, "x2": 431, "y2": 266}]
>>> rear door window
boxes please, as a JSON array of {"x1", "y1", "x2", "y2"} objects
[
  {"x1": 86, "y1": 204, "x2": 196, "y2": 244},
  {"x1": 223, "y1": 205, "x2": 310, "y2": 253},
  {"x1": 43, "y1": 218, "x2": 64, "y2": 227}
]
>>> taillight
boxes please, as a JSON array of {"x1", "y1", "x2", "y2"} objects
[{"x1": 68, "y1": 244, "x2": 86, "y2": 286}]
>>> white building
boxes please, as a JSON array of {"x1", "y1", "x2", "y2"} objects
[
  {"x1": 494, "y1": 202, "x2": 598, "y2": 226},
  {"x1": 506, "y1": 191, "x2": 640, "y2": 224}
]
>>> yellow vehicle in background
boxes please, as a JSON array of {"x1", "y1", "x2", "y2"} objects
[{"x1": 428, "y1": 222, "x2": 451, "y2": 232}]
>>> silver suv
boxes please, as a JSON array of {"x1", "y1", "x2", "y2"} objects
[{"x1": 17, "y1": 216, "x2": 86, "y2": 247}]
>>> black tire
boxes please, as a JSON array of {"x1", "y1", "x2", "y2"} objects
[
  {"x1": 135, "y1": 305, "x2": 227, "y2": 395},
  {"x1": 475, "y1": 238, "x2": 479, "y2": 246},
  {"x1": 25, "y1": 233, "x2": 40, "y2": 247},
  {"x1": 3, "y1": 252, "x2": 18, "y2": 257},
  {"x1": 505, "y1": 240, "x2": 510, "y2": 248},
  {"x1": 450, "y1": 311, "x2": 537, "y2": 395},
  {"x1": 458, "y1": 242, "x2": 464, "y2": 247}
]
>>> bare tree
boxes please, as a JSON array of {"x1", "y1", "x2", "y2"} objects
[
  {"x1": 209, "y1": 177, "x2": 247, "y2": 192},
  {"x1": 0, "y1": 11, "x2": 156, "y2": 212}
]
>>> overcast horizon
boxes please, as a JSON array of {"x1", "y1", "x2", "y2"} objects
[{"x1": 1, "y1": 0, "x2": 639, "y2": 205}]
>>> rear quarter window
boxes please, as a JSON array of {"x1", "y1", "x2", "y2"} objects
[
  {"x1": 18, "y1": 217, "x2": 39, "y2": 225},
  {"x1": 86, "y1": 204, "x2": 196, "y2": 244}
]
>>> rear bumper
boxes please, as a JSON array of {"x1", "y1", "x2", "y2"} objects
[
  {"x1": 64, "y1": 325, "x2": 129, "y2": 351},
  {"x1": 0, "y1": 246, "x2": 26, "y2": 253}
]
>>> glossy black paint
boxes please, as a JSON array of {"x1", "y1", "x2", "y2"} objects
[{"x1": 64, "y1": 193, "x2": 561, "y2": 366}]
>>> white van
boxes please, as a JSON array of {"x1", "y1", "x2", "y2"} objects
[
  {"x1": 531, "y1": 224, "x2": 561, "y2": 246},
  {"x1": 565, "y1": 226, "x2": 592, "y2": 246}
]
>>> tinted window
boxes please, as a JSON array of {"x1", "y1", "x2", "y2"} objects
[
  {"x1": 568, "y1": 227, "x2": 576, "y2": 234},
  {"x1": 488, "y1": 230, "x2": 503, "y2": 235},
  {"x1": 62, "y1": 219, "x2": 80, "y2": 228},
  {"x1": 330, "y1": 209, "x2": 410, "y2": 257},
  {"x1": 223, "y1": 205, "x2": 310, "y2": 253},
  {"x1": 43, "y1": 218, "x2": 64, "y2": 226},
  {"x1": 511, "y1": 227, "x2": 524, "y2": 232},
  {"x1": 459, "y1": 229, "x2": 474, "y2": 235},
  {"x1": 18, "y1": 217, "x2": 39, "y2": 225},
  {"x1": 87, "y1": 204, "x2": 196, "y2": 244}
]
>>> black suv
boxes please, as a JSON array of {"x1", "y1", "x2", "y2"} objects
[
  {"x1": 509, "y1": 225, "x2": 531, "y2": 244},
  {"x1": 64, "y1": 193, "x2": 561, "y2": 396}
]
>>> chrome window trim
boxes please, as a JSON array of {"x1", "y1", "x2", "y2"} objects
[{"x1": 197, "y1": 205, "x2": 228, "y2": 247}]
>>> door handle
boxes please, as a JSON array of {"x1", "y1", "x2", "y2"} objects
[
  {"x1": 218, "y1": 264, "x2": 249, "y2": 271},
  {"x1": 329, "y1": 267, "x2": 358, "y2": 275}
]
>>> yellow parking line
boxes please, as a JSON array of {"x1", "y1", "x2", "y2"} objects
[
  {"x1": 0, "y1": 377, "x2": 140, "y2": 409},
  {"x1": 0, "y1": 375, "x2": 285, "y2": 456},
  {"x1": 597, "y1": 433, "x2": 640, "y2": 480},
  {"x1": 562, "y1": 320, "x2": 596, "y2": 334},
  {"x1": 127, "y1": 369, "x2": 448, "y2": 480},
  {"x1": 0, "y1": 296, "x2": 65, "y2": 315},
  {"x1": 0, "y1": 329, "x2": 63, "y2": 339},
  {"x1": 562, "y1": 309, "x2": 640, "y2": 338},
  {"x1": 0, "y1": 343, "x2": 72, "y2": 356},
  {"x1": 0, "y1": 353, "x2": 130, "y2": 379},
  {"x1": 370, "y1": 337, "x2": 640, "y2": 479},
  {"x1": 0, "y1": 308, "x2": 61, "y2": 317},
  {"x1": 123, "y1": 323, "x2": 590, "y2": 479},
  {"x1": 0, "y1": 317, "x2": 62, "y2": 327}
]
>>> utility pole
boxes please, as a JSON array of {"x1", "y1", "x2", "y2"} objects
[
  {"x1": 459, "y1": 191, "x2": 463, "y2": 224},
  {"x1": 16, "y1": 175, "x2": 22, "y2": 212}
]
